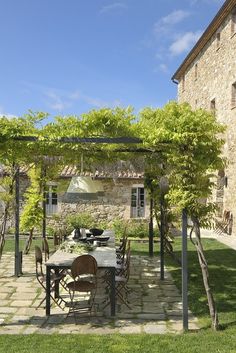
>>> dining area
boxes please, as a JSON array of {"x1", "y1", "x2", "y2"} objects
[
  {"x1": 37, "y1": 228, "x2": 130, "y2": 320},
  {"x1": 0, "y1": 234, "x2": 199, "y2": 334}
]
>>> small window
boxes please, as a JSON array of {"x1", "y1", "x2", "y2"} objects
[
  {"x1": 231, "y1": 9, "x2": 236, "y2": 36},
  {"x1": 182, "y1": 75, "x2": 185, "y2": 92},
  {"x1": 216, "y1": 32, "x2": 221, "y2": 49},
  {"x1": 131, "y1": 186, "x2": 145, "y2": 218},
  {"x1": 231, "y1": 82, "x2": 236, "y2": 108},
  {"x1": 210, "y1": 98, "x2": 216, "y2": 116},
  {"x1": 194, "y1": 63, "x2": 198, "y2": 80},
  {"x1": 45, "y1": 185, "x2": 58, "y2": 215}
]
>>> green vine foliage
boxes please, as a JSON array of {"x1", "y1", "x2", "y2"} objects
[
  {"x1": 20, "y1": 166, "x2": 44, "y2": 234},
  {"x1": 0, "y1": 103, "x2": 226, "y2": 238},
  {"x1": 139, "y1": 101, "x2": 225, "y2": 226}
]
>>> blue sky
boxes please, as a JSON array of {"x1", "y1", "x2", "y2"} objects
[{"x1": 0, "y1": 0, "x2": 225, "y2": 119}]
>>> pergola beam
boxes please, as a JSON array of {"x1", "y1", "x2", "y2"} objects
[{"x1": 13, "y1": 136, "x2": 142, "y2": 144}]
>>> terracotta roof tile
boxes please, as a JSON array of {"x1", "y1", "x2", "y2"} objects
[{"x1": 60, "y1": 165, "x2": 144, "y2": 179}]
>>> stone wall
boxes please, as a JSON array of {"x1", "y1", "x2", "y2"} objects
[
  {"x1": 48, "y1": 178, "x2": 149, "y2": 228},
  {"x1": 177, "y1": 10, "x2": 236, "y2": 233},
  {"x1": 1, "y1": 176, "x2": 149, "y2": 231}
]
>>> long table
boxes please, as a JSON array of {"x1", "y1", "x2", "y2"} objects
[{"x1": 45, "y1": 231, "x2": 117, "y2": 316}]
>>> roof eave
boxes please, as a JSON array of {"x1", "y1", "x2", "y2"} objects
[{"x1": 172, "y1": 0, "x2": 236, "y2": 82}]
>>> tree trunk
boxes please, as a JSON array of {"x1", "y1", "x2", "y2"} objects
[
  {"x1": 24, "y1": 228, "x2": 34, "y2": 254},
  {"x1": 191, "y1": 216, "x2": 219, "y2": 330},
  {"x1": 0, "y1": 166, "x2": 15, "y2": 260}
]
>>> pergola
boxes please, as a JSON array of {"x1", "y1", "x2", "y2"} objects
[{"x1": 12, "y1": 135, "x2": 189, "y2": 330}]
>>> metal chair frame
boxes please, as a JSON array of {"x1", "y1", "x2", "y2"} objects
[
  {"x1": 66, "y1": 254, "x2": 98, "y2": 319},
  {"x1": 35, "y1": 246, "x2": 66, "y2": 310}
]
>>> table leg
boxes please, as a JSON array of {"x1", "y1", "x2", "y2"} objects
[
  {"x1": 54, "y1": 268, "x2": 60, "y2": 299},
  {"x1": 110, "y1": 267, "x2": 116, "y2": 316},
  {"x1": 46, "y1": 266, "x2": 51, "y2": 316}
]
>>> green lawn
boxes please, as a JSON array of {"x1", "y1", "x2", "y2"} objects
[
  {"x1": 1, "y1": 237, "x2": 236, "y2": 353},
  {"x1": 165, "y1": 238, "x2": 236, "y2": 329},
  {"x1": 2, "y1": 236, "x2": 54, "y2": 253},
  {"x1": 1, "y1": 330, "x2": 236, "y2": 353}
]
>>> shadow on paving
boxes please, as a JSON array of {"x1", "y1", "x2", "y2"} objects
[{"x1": 0, "y1": 252, "x2": 199, "y2": 334}]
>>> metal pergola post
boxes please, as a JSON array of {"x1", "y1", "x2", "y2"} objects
[
  {"x1": 149, "y1": 195, "x2": 154, "y2": 257},
  {"x1": 42, "y1": 166, "x2": 46, "y2": 239},
  {"x1": 182, "y1": 208, "x2": 188, "y2": 330},
  {"x1": 160, "y1": 193, "x2": 165, "y2": 280},
  {"x1": 14, "y1": 165, "x2": 21, "y2": 277}
]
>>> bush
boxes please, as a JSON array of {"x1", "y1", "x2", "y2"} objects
[
  {"x1": 66, "y1": 212, "x2": 94, "y2": 230},
  {"x1": 111, "y1": 218, "x2": 153, "y2": 239}
]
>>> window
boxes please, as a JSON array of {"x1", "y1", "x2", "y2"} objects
[
  {"x1": 216, "y1": 32, "x2": 221, "y2": 49},
  {"x1": 194, "y1": 63, "x2": 198, "y2": 80},
  {"x1": 231, "y1": 82, "x2": 236, "y2": 108},
  {"x1": 45, "y1": 185, "x2": 58, "y2": 215},
  {"x1": 210, "y1": 98, "x2": 216, "y2": 116},
  {"x1": 231, "y1": 9, "x2": 236, "y2": 36},
  {"x1": 182, "y1": 75, "x2": 185, "y2": 92},
  {"x1": 131, "y1": 186, "x2": 145, "y2": 218}
]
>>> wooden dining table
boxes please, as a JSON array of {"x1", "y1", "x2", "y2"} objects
[{"x1": 45, "y1": 230, "x2": 117, "y2": 316}]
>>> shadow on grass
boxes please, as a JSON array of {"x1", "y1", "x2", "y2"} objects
[{"x1": 165, "y1": 239, "x2": 236, "y2": 328}]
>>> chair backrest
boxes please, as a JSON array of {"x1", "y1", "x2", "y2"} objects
[
  {"x1": 71, "y1": 254, "x2": 97, "y2": 279},
  {"x1": 35, "y1": 246, "x2": 43, "y2": 277},
  {"x1": 42, "y1": 238, "x2": 50, "y2": 261},
  {"x1": 53, "y1": 230, "x2": 64, "y2": 247}
]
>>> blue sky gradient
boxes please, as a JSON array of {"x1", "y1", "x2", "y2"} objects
[{"x1": 0, "y1": 0, "x2": 224, "y2": 118}]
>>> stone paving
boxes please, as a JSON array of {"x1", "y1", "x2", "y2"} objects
[{"x1": 0, "y1": 252, "x2": 198, "y2": 334}]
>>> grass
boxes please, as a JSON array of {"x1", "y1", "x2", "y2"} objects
[
  {"x1": 165, "y1": 237, "x2": 236, "y2": 329},
  {"x1": 1, "y1": 236, "x2": 236, "y2": 352},
  {"x1": 1, "y1": 330, "x2": 236, "y2": 353},
  {"x1": 2, "y1": 236, "x2": 54, "y2": 253}
]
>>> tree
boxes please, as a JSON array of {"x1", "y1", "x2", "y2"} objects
[{"x1": 139, "y1": 101, "x2": 225, "y2": 330}]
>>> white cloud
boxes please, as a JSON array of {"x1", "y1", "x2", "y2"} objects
[
  {"x1": 154, "y1": 10, "x2": 190, "y2": 36},
  {"x1": 0, "y1": 105, "x2": 17, "y2": 119},
  {"x1": 162, "y1": 10, "x2": 190, "y2": 25},
  {"x1": 44, "y1": 91, "x2": 71, "y2": 112},
  {"x1": 159, "y1": 64, "x2": 169, "y2": 73},
  {"x1": 190, "y1": 0, "x2": 224, "y2": 4},
  {"x1": 70, "y1": 90, "x2": 120, "y2": 108},
  {"x1": 99, "y1": 2, "x2": 127, "y2": 15},
  {"x1": 153, "y1": 63, "x2": 169, "y2": 74},
  {"x1": 169, "y1": 30, "x2": 202, "y2": 56},
  {"x1": 22, "y1": 81, "x2": 121, "y2": 112}
]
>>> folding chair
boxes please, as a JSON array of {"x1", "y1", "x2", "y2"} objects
[
  {"x1": 214, "y1": 210, "x2": 232, "y2": 235},
  {"x1": 42, "y1": 237, "x2": 54, "y2": 262},
  {"x1": 35, "y1": 246, "x2": 66, "y2": 310},
  {"x1": 103, "y1": 241, "x2": 131, "y2": 309}
]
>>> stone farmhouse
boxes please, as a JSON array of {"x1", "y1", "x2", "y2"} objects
[
  {"x1": 172, "y1": 0, "x2": 236, "y2": 233},
  {"x1": 14, "y1": 161, "x2": 149, "y2": 228}
]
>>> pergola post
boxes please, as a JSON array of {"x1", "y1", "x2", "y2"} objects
[
  {"x1": 159, "y1": 176, "x2": 169, "y2": 281},
  {"x1": 149, "y1": 194, "x2": 154, "y2": 257},
  {"x1": 160, "y1": 192, "x2": 165, "y2": 280},
  {"x1": 42, "y1": 166, "x2": 46, "y2": 239},
  {"x1": 14, "y1": 164, "x2": 21, "y2": 277},
  {"x1": 182, "y1": 208, "x2": 188, "y2": 330}
]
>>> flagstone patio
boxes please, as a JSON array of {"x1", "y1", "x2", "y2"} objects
[{"x1": 0, "y1": 252, "x2": 198, "y2": 334}]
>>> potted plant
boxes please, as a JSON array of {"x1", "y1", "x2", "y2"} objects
[{"x1": 66, "y1": 213, "x2": 94, "y2": 240}]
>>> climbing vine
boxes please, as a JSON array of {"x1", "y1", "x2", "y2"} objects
[{"x1": 0, "y1": 103, "x2": 226, "y2": 329}]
